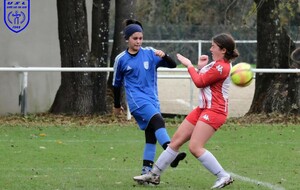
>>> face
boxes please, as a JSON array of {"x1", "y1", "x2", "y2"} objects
[
  {"x1": 127, "y1": 32, "x2": 143, "y2": 54},
  {"x1": 210, "y1": 41, "x2": 226, "y2": 61}
]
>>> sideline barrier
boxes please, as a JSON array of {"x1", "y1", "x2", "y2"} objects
[
  {"x1": 0, "y1": 67, "x2": 299, "y2": 118},
  {"x1": 2, "y1": 39, "x2": 300, "y2": 116}
]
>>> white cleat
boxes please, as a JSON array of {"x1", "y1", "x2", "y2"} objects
[
  {"x1": 133, "y1": 172, "x2": 160, "y2": 185},
  {"x1": 136, "y1": 180, "x2": 155, "y2": 186},
  {"x1": 211, "y1": 176, "x2": 234, "y2": 189},
  {"x1": 136, "y1": 166, "x2": 155, "y2": 185}
]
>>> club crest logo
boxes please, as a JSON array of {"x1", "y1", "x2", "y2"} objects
[
  {"x1": 4, "y1": 0, "x2": 30, "y2": 33},
  {"x1": 143, "y1": 61, "x2": 149, "y2": 70}
]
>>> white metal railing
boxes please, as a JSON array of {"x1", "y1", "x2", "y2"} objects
[
  {"x1": 0, "y1": 67, "x2": 189, "y2": 118},
  {"x1": 0, "y1": 67, "x2": 299, "y2": 118},
  {"x1": 142, "y1": 40, "x2": 258, "y2": 58},
  {"x1": 1, "y1": 39, "x2": 300, "y2": 116}
]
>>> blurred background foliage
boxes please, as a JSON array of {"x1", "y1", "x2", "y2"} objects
[{"x1": 109, "y1": 0, "x2": 300, "y2": 65}]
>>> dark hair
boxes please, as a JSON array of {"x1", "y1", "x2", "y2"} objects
[
  {"x1": 212, "y1": 33, "x2": 239, "y2": 61},
  {"x1": 123, "y1": 19, "x2": 143, "y2": 29}
]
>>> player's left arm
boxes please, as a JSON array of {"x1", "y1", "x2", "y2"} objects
[{"x1": 155, "y1": 50, "x2": 177, "y2": 68}]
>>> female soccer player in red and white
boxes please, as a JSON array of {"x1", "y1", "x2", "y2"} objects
[{"x1": 134, "y1": 33, "x2": 239, "y2": 189}]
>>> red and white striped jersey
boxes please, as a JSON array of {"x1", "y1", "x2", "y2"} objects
[{"x1": 187, "y1": 59, "x2": 231, "y2": 114}]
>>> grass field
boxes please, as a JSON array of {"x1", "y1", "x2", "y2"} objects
[{"x1": 0, "y1": 114, "x2": 299, "y2": 190}]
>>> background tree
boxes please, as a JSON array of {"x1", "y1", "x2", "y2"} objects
[
  {"x1": 50, "y1": 0, "x2": 110, "y2": 115},
  {"x1": 91, "y1": 0, "x2": 110, "y2": 113},
  {"x1": 249, "y1": 0, "x2": 300, "y2": 115}
]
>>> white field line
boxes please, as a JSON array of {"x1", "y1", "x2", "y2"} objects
[
  {"x1": 229, "y1": 172, "x2": 286, "y2": 190},
  {"x1": 0, "y1": 166, "x2": 286, "y2": 190}
]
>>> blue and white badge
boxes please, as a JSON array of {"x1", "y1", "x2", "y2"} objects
[
  {"x1": 144, "y1": 61, "x2": 149, "y2": 70},
  {"x1": 4, "y1": 0, "x2": 30, "y2": 33}
]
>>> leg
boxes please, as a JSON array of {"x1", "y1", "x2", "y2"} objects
[
  {"x1": 131, "y1": 107, "x2": 160, "y2": 175},
  {"x1": 147, "y1": 108, "x2": 200, "y2": 175},
  {"x1": 148, "y1": 113, "x2": 170, "y2": 148},
  {"x1": 189, "y1": 121, "x2": 215, "y2": 158},
  {"x1": 133, "y1": 118, "x2": 194, "y2": 185},
  {"x1": 139, "y1": 113, "x2": 174, "y2": 177},
  {"x1": 189, "y1": 112, "x2": 233, "y2": 189},
  {"x1": 152, "y1": 119, "x2": 194, "y2": 174},
  {"x1": 170, "y1": 106, "x2": 202, "y2": 152},
  {"x1": 169, "y1": 119, "x2": 195, "y2": 151},
  {"x1": 142, "y1": 127, "x2": 157, "y2": 174},
  {"x1": 149, "y1": 114, "x2": 187, "y2": 168}
]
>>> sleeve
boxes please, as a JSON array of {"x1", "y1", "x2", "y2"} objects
[
  {"x1": 112, "y1": 56, "x2": 123, "y2": 87},
  {"x1": 113, "y1": 86, "x2": 122, "y2": 108},
  {"x1": 160, "y1": 54, "x2": 177, "y2": 68},
  {"x1": 156, "y1": 54, "x2": 177, "y2": 69},
  {"x1": 188, "y1": 62, "x2": 229, "y2": 88}
]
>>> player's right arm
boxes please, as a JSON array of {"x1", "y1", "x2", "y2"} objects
[
  {"x1": 177, "y1": 53, "x2": 228, "y2": 88},
  {"x1": 188, "y1": 61, "x2": 230, "y2": 88},
  {"x1": 113, "y1": 86, "x2": 124, "y2": 115}
]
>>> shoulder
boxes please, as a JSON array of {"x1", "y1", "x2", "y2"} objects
[
  {"x1": 115, "y1": 51, "x2": 127, "y2": 62},
  {"x1": 213, "y1": 60, "x2": 231, "y2": 75},
  {"x1": 141, "y1": 46, "x2": 156, "y2": 53}
]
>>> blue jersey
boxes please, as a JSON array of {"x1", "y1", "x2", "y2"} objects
[{"x1": 112, "y1": 47, "x2": 171, "y2": 113}]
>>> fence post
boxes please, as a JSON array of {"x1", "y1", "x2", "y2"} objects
[
  {"x1": 198, "y1": 40, "x2": 202, "y2": 59},
  {"x1": 126, "y1": 102, "x2": 131, "y2": 120},
  {"x1": 19, "y1": 71, "x2": 28, "y2": 116}
]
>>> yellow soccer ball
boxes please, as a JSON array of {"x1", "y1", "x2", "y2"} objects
[{"x1": 230, "y1": 62, "x2": 254, "y2": 87}]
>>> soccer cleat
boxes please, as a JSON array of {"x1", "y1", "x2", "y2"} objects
[
  {"x1": 211, "y1": 175, "x2": 234, "y2": 189},
  {"x1": 170, "y1": 152, "x2": 187, "y2": 168},
  {"x1": 135, "y1": 179, "x2": 153, "y2": 186},
  {"x1": 133, "y1": 172, "x2": 160, "y2": 185},
  {"x1": 136, "y1": 166, "x2": 153, "y2": 185}
]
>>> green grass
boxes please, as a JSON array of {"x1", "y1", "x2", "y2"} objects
[{"x1": 0, "y1": 119, "x2": 299, "y2": 190}]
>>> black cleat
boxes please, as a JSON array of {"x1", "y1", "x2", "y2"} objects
[{"x1": 170, "y1": 152, "x2": 186, "y2": 168}]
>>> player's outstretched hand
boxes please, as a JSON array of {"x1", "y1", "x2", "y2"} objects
[{"x1": 176, "y1": 53, "x2": 193, "y2": 68}]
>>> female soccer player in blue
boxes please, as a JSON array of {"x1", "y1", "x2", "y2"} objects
[{"x1": 112, "y1": 19, "x2": 186, "y2": 179}]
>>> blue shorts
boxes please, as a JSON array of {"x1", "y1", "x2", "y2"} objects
[{"x1": 132, "y1": 104, "x2": 160, "y2": 130}]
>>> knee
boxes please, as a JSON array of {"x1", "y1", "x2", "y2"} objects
[
  {"x1": 188, "y1": 144, "x2": 197, "y2": 157},
  {"x1": 188, "y1": 143, "x2": 205, "y2": 158},
  {"x1": 150, "y1": 114, "x2": 165, "y2": 131}
]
